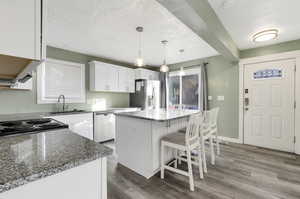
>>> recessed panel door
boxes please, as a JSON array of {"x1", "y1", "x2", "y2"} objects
[{"x1": 244, "y1": 59, "x2": 295, "y2": 152}]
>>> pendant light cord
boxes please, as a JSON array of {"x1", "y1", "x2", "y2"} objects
[{"x1": 138, "y1": 31, "x2": 142, "y2": 58}]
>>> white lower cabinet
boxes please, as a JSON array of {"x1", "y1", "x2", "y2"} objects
[
  {"x1": 0, "y1": 158, "x2": 107, "y2": 199},
  {"x1": 94, "y1": 113, "x2": 115, "y2": 142},
  {"x1": 47, "y1": 113, "x2": 94, "y2": 140}
]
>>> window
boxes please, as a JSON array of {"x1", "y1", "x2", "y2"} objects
[
  {"x1": 168, "y1": 76, "x2": 180, "y2": 109},
  {"x1": 182, "y1": 74, "x2": 199, "y2": 110},
  {"x1": 167, "y1": 68, "x2": 201, "y2": 110}
]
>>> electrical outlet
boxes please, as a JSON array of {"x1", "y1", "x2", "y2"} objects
[{"x1": 217, "y1": 96, "x2": 225, "y2": 101}]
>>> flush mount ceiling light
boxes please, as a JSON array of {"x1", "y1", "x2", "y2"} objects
[
  {"x1": 135, "y1": 26, "x2": 144, "y2": 67},
  {"x1": 252, "y1": 29, "x2": 279, "y2": 43},
  {"x1": 160, "y1": 40, "x2": 169, "y2": 73}
]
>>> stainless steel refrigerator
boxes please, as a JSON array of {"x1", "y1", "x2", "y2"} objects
[{"x1": 130, "y1": 79, "x2": 160, "y2": 110}]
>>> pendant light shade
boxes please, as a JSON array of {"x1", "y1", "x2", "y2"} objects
[
  {"x1": 135, "y1": 26, "x2": 144, "y2": 67},
  {"x1": 160, "y1": 40, "x2": 169, "y2": 73}
]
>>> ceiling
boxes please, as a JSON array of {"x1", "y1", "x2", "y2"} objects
[
  {"x1": 208, "y1": 0, "x2": 300, "y2": 50},
  {"x1": 47, "y1": 0, "x2": 218, "y2": 66}
]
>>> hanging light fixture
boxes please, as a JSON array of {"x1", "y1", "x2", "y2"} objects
[
  {"x1": 179, "y1": 49, "x2": 185, "y2": 76},
  {"x1": 160, "y1": 40, "x2": 169, "y2": 73},
  {"x1": 135, "y1": 26, "x2": 144, "y2": 67}
]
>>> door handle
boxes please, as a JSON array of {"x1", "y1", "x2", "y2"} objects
[{"x1": 244, "y1": 98, "x2": 249, "y2": 111}]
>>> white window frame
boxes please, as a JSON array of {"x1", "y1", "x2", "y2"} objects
[{"x1": 167, "y1": 67, "x2": 201, "y2": 110}]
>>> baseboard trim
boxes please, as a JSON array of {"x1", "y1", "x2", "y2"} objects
[{"x1": 219, "y1": 136, "x2": 242, "y2": 144}]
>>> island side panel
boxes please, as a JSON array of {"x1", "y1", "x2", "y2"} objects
[
  {"x1": 0, "y1": 158, "x2": 106, "y2": 199},
  {"x1": 116, "y1": 116, "x2": 153, "y2": 178}
]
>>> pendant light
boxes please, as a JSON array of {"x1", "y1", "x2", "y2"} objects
[
  {"x1": 135, "y1": 26, "x2": 144, "y2": 67},
  {"x1": 179, "y1": 49, "x2": 185, "y2": 76},
  {"x1": 160, "y1": 40, "x2": 169, "y2": 73}
]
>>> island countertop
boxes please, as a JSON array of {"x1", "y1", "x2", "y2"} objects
[
  {"x1": 0, "y1": 129, "x2": 112, "y2": 193},
  {"x1": 115, "y1": 109, "x2": 200, "y2": 121}
]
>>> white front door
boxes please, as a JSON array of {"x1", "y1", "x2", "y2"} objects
[{"x1": 244, "y1": 59, "x2": 295, "y2": 152}]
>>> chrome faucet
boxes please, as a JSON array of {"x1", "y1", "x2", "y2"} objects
[{"x1": 57, "y1": 94, "x2": 66, "y2": 112}]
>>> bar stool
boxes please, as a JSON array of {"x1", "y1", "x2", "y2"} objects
[
  {"x1": 178, "y1": 107, "x2": 220, "y2": 173},
  {"x1": 160, "y1": 113, "x2": 204, "y2": 191},
  {"x1": 203, "y1": 107, "x2": 220, "y2": 166}
]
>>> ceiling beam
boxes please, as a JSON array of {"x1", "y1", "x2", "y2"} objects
[{"x1": 156, "y1": 0, "x2": 239, "y2": 62}]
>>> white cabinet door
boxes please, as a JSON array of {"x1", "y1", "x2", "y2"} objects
[
  {"x1": 118, "y1": 67, "x2": 135, "y2": 93},
  {"x1": 107, "y1": 64, "x2": 119, "y2": 92},
  {"x1": 37, "y1": 59, "x2": 86, "y2": 104},
  {"x1": 94, "y1": 113, "x2": 115, "y2": 142},
  {"x1": 128, "y1": 69, "x2": 135, "y2": 93},
  {"x1": 0, "y1": 0, "x2": 42, "y2": 60},
  {"x1": 90, "y1": 61, "x2": 134, "y2": 93},
  {"x1": 90, "y1": 61, "x2": 118, "y2": 92},
  {"x1": 48, "y1": 113, "x2": 94, "y2": 140},
  {"x1": 135, "y1": 69, "x2": 159, "y2": 80}
]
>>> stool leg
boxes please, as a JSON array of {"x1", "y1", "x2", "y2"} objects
[
  {"x1": 187, "y1": 149, "x2": 195, "y2": 191},
  {"x1": 216, "y1": 130, "x2": 220, "y2": 156},
  {"x1": 197, "y1": 146, "x2": 204, "y2": 179},
  {"x1": 174, "y1": 149, "x2": 178, "y2": 169},
  {"x1": 210, "y1": 137, "x2": 215, "y2": 165},
  {"x1": 178, "y1": 150, "x2": 182, "y2": 165},
  {"x1": 201, "y1": 137, "x2": 207, "y2": 173},
  {"x1": 161, "y1": 142, "x2": 165, "y2": 179}
]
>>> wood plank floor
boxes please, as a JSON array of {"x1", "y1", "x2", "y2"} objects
[{"x1": 104, "y1": 142, "x2": 300, "y2": 199}]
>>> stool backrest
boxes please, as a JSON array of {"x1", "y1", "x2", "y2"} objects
[
  {"x1": 210, "y1": 107, "x2": 219, "y2": 127},
  {"x1": 204, "y1": 107, "x2": 219, "y2": 127},
  {"x1": 185, "y1": 112, "x2": 204, "y2": 146}
]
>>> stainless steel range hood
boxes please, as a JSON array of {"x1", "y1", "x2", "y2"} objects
[{"x1": 0, "y1": 54, "x2": 44, "y2": 88}]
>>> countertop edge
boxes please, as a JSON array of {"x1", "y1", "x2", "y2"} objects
[
  {"x1": 115, "y1": 112, "x2": 193, "y2": 121},
  {"x1": 0, "y1": 150, "x2": 112, "y2": 194}
]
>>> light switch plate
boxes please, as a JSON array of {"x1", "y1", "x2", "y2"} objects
[
  {"x1": 217, "y1": 96, "x2": 225, "y2": 101},
  {"x1": 208, "y1": 96, "x2": 213, "y2": 100}
]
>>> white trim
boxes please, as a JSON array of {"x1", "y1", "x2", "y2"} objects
[
  {"x1": 168, "y1": 67, "x2": 201, "y2": 110},
  {"x1": 219, "y1": 136, "x2": 242, "y2": 144},
  {"x1": 239, "y1": 50, "x2": 300, "y2": 154}
]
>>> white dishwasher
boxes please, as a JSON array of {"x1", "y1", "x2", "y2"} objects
[{"x1": 94, "y1": 112, "x2": 116, "y2": 143}]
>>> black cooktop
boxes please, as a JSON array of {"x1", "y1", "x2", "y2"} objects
[{"x1": 0, "y1": 118, "x2": 68, "y2": 137}]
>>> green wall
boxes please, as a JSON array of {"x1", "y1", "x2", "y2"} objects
[
  {"x1": 0, "y1": 46, "x2": 132, "y2": 114},
  {"x1": 170, "y1": 39, "x2": 300, "y2": 139},
  {"x1": 240, "y1": 39, "x2": 300, "y2": 59},
  {"x1": 170, "y1": 56, "x2": 239, "y2": 139}
]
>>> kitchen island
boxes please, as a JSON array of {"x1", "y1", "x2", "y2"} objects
[
  {"x1": 115, "y1": 109, "x2": 199, "y2": 178},
  {"x1": 0, "y1": 129, "x2": 112, "y2": 199}
]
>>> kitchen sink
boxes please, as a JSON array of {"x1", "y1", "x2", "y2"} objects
[{"x1": 49, "y1": 109, "x2": 86, "y2": 115}]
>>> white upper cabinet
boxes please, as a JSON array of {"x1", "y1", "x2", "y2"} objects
[
  {"x1": 89, "y1": 61, "x2": 135, "y2": 93},
  {"x1": 37, "y1": 59, "x2": 86, "y2": 104},
  {"x1": 90, "y1": 61, "x2": 118, "y2": 92},
  {"x1": 135, "y1": 68, "x2": 160, "y2": 80},
  {"x1": 0, "y1": 0, "x2": 45, "y2": 60},
  {"x1": 118, "y1": 67, "x2": 135, "y2": 93}
]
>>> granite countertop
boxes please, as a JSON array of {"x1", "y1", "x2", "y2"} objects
[
  {"x1": 0, "y1": 129, "x2": 112, "y2": 193},
  {"x1": 115, "y1": 109, "x2": 200, "y2": 121},
  {"x1": 0, "y1": 107, "x2": 140, "y2": 122}
]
